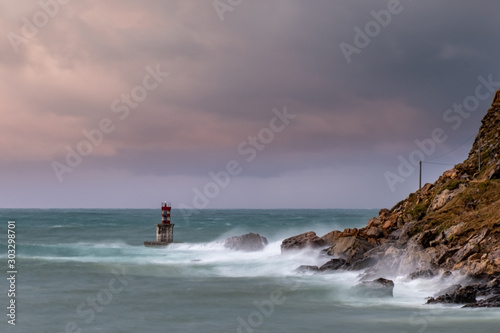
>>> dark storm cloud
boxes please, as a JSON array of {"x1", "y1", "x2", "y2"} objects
[{"x1": 1, "y1": 0, "x2": 499, "y2": 208}]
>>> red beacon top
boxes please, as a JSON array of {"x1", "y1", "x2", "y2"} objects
[{"x1": 161, "y1": 202, "x2": 171, "y2": 224}]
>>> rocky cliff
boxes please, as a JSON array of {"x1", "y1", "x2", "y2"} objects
[{"x1": 282, "y1": 89, "x2": 500, "y2": 307}]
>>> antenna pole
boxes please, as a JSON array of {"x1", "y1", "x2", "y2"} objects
[
  {"x1": 478, "y1": 136, "x2": 481, "y2": 173},
  {"x1": 419, "y1": 160, "x2": 422, "y2": 190}
]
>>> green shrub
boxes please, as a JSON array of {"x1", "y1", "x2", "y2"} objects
[
  {"x1": 443, "y1": 180, "x2": 462, "y2": 191},
  {"x1": 478, "y1": 181, "x2": 490, "y2": 192},
  {"x1": 410, "y1": 202, "x2": 429, "y2": 219}
]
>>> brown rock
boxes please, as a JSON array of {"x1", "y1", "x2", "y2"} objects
[
  {"x1": 468, "y1": 253, "x2": 483, "y2": 261},
  {"x1": 488, "y1": 160, "x2": 500, "y2": 180},
  {"x1": 428, "y1": 187, "x2": 464, "y2": 212},
  {"x1": 427, "y1": 285, "x2": 477, "y2": 304},
  {"x1": 321, "y1": 230, "x2": 342, "y2": 245},
  {"x1": 442, "y1": 169, "x2": 459, "y2": 180},
  {"x1": 365, "y1": 226, "x2": 383, "y2": 238},
  {"x1": 326, "y1": 236, "x2": 374, "y2": 262},
  {"x1": 489, "y1": 248, "x2": 500, "y2": 260},
  {"x1": 294, "y1": 265, "x2": 320, "y2": 274},
  {"x1": 224, "y1": 233, "x2": 268, "y2": 252},
  {"x1": 319, "y1": 258, "x2": 347, "y2": 272},
  {"x1": 367, "y1": 217, "x2": 381, "y2": 228},
  {"x1": 281, "y1": 231, "x2": 326, "y2": 253},
  {"x1": 451, "y1": 229, "x2": 489, "y2": 264},
  {"x1": 457, "y1": 259, "x2": 500, "y2": 277},
  {"x1": 353, "y1": 278, "x2": 394, "y2": 298},
  {"x1": 379, "y1": 209, "x2": 391, "y2": 218}
]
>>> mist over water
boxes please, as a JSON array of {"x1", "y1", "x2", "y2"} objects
[{"x1": 0, "y1": 209, "x2": 498, "y2": 333}]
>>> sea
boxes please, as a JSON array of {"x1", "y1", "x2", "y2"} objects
[{"x1": 0, "y1": 209, "x2": 498, "y2": 333}]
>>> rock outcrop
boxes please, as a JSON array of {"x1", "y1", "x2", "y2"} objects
[
  {"x1": 224, "y1": 233, "x2": 268, "y2": 251},
  {"x1": 281, "y1": 231, "x2": 326, "y2": 252},
  {"x1": 352, "y1": 278, "x2": 395, "y2": 298},
  {"x1": 427, "y1": 285, "x2": 477, "y2": 304},
  {"x1": 283, "y1": 89, "x2": 500, "y2": 306}
]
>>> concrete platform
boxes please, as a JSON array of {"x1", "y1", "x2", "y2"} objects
[
  {"x1": 144, "y1": 241, "x2": 171, "y2": 247},
  {"x1": 144, "y1": 241, "x2": 183, "y2": 247}
]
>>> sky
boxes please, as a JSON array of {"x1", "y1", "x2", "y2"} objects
[{"x1": 1, "y1": 0, "x2": 500, "y2": 209}]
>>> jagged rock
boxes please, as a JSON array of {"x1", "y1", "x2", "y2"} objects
[
  {"x1": 416, "y1": 229, "x2": 438, "y2": 248},
  {"x1": 444, "y1": 222, "x2": 465, "y2": 237},
  {"x1": 281, "y1": 231, "x2": 326, "y2": 253},
  {"x1": 488, "y1": 160, "x2": 500, "y2": 180},
  {"x1": 224, "y1": 233, "x2": 268, "y2": 252},
  {"x1": 408, "y1": 269, "x2": 435, "y2": 280},
  {"x1": 468, "y1": 253, "x2": 483, "y2": 261},
  {"x1": 353, "y1": 278, "x2": 394, "y2": 298},
  {"x1": 365, "y1": 226, "x2": 383, "y2": 238},
  {"x1": 394, "y1": 220, "x2": 418, "y2": 247},
  {"x1": 367, "y1": 217, "x2": 381, "y2": 228},
  {"x1": 426, "y1": 285, "x2": 477, "y2": 304},
  {"x1": 431, "y1": 280, "x2": 500, "y2": 308},
  {"x1": 450, "y1": 229, "x2": 489, "y2": 264},
  {"x1": 321, "y1": 230, "x2": 342, "y2": 245},
  {"x1": 319, "y1": 258, "x2": 346, "y2": 272},
  {"x1": 281, "y1": 89, "x2": 500, "y2": 306},
  {"x1": 428, "y1": 187, "x2": 464, "y2": 212},
  {"x1": 349, "y1": 257, "x2": 378, "y2": 271},
  {"x1": 443, "y1": 169, "x2": 459, "y2": 179},
  {"x1": 455, "y1": 258, "x2": 500, "y2": 278},
  {"x1": 326, "y1": 236, "x2": 374, "y2": 262},
  {"x1": 489, "y1": 248, "x2": 500, "y2": 260},
  {"x1": 463, "y1": 295, "x2": 500, "y2": 308},
  {"x1": 436, "y1": 247, "x2": 460, "y2": 265},
  {"x1": 379, "y1": 209, "x2": 391, "y2": 219},
  {"x1": 294, "y1": 265, "x2": 320, "y2": 274},
  {"x1": 434, "y1": 284, "x2": 462, "y2": 297},
  {"x1": 441, "y1": 271, "x2": 453, "y2": 279}
]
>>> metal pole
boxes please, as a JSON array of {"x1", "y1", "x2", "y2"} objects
[
  {"x1": 419, "y1": 160, "x2": 422, "y2": 190},
  {"x1": 478, "y1": 136, "x2": 481, "y2": 172}
]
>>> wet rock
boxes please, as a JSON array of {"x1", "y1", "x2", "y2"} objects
[
  {"x1": 326, "y1": 236, "x2": 374, "y2": 262},
  {"x1": 408, "y1": 269, "x2": 435, "y2": 280},
  {"x1": 321, "y1": 230, "x2": 343, "y2": 245},
  {"x1": 224, "y1": 233, "x2": 268, "y2": 252},
  {"x1": 353, "y1": 278, "x2": 394, "y2": 298},
  {"x1": 281, "y1": 232, "x2": 326, "y2": 253},
  {"x1": 294, "y1": 265, "x2": 320, "y2": 274},
  {"x1": 441, "y1": 271, "x2": 453, "y2": 279},
  {"x1": 416, "y1": 229, "x2": 438, "y2": 248},
  {"x1": 463, "y1": 295, "x2": 500, "y2": 308},
  {"x1": 349, "y1": 257, "x2": 378, "y2": 271},
  {"x1": 450, "y1": 229, "x2": 489, "y2": 264},
  {"x1": 454, "y1": 258, "x2": 500, "y2": 278},
  {"x1": 434, "y1": 284, "x2": 462, "y2": 297},
  {"x1": 426, "y1": 285, "x2": 477, "y2": 304},
  {"x1": 319, "y1": 258, "x2": 347, "y2": 272}
]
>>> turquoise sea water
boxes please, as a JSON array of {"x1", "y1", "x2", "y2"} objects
[{"x1": 0, "y1": 209, "x2": 498, "y2": 333}]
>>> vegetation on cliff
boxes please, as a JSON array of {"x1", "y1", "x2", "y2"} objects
[{"x1": 282, "y1": 89, "x2": 500, "y2": 306}]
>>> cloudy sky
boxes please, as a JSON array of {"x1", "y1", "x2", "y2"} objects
[{"x1": 1, "y1": 0, "x2": 499, "y2": 209}]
